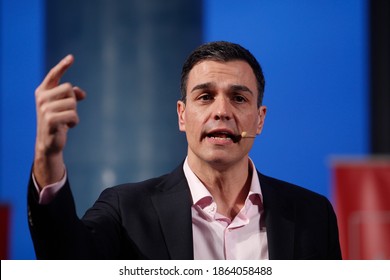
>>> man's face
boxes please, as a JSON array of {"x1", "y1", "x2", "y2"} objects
[{"x1": 177, "y1": 60, "x2": 267, "y2": 170}]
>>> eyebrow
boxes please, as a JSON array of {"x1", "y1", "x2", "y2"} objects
[
  {"x1": 190, "y1": 82, "x2": 214, "y2": 93},
  {"x1": 190, "y1": 82, "x2": 254, "y2": 95},
  {"x1": 230, "y1": 84, "x2": 254, "y2": 95}
]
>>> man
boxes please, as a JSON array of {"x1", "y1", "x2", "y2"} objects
[{"x1": 28, "y1": 41, "x2": 342, "y2": 259}]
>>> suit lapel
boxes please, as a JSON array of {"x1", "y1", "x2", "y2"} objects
[
  {"x1": 259, "y1": 172, "x2": 296, "y2": 260},
  {"x1": 151, "y1": 165, "x2": 194, "y2": 260}
]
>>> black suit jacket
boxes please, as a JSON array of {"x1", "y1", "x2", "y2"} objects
[{"x1": 28, "y1": 164, "x2": 342, "y2": 259}]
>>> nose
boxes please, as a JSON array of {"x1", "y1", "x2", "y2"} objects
[{"x1": 213, "y1": 97, "x2": 232, "y2": 121}]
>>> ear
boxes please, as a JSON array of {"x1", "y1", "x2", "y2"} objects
[
  {"x1": 256, "y1": 105, "x2": 267, "y2": 135},
  {"x1": 177, "y1": 100, "x2": 186, "y2": 132}
]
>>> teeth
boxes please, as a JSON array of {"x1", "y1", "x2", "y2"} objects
[
  {"x1": 209, "y1": 135, "x2": 232, "y2": 140},
  {"x1": 207, "y1": 131, "x2": 234, "y2": 140}
]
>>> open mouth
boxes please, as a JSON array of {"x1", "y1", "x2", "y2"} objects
[{"x1": 206, "y1": 131, "x2": 241, "y2": 143}]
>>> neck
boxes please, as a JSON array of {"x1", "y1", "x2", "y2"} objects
[{"x1": 187, "y1": 156, "x2": 253, "y2": 219}]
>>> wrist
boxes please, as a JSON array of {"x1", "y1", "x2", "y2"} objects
[{"x1": 33, "y1": 152, "x2": 65, "y2": 189}]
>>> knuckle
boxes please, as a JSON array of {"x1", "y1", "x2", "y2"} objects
[
  {"x1": 68, "y1": 114, "x2": 79, "y2": 128},
  {"x1": 44, "y1": 112, "x2": 55, "y2": 127},
  {"x1": 35, "y1": 88, "x2": 44, "y2": 102},
  {"x1": 70, "y1": 98, "x2": 77, "y2": 107},
  {"x1": 35, "y1": 95, "x2": 44, "y2": 107},
  {"x1": 74, "y1": 115, "x2": 80, "y2": 125},
  {"x1": 36, "y1": 95, "x2": 48, "y2": 110},
  {"x1": 39, "y1": 103, "x2": 48, "y2": 115},
  {"x1": 62, "y1": 82, "x2": 74, "y2": 92}
]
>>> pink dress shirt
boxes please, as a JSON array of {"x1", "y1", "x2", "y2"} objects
[{"x1": 183, "y1": 158, "x2": 268, "y2": 260}]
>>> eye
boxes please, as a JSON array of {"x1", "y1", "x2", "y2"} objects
[
  {"x1": 232, "y1": 95, "x2": 247, "y2": 103},
  {"x1": 197, "y1": 93, "x2": 213, "y2": 102}
]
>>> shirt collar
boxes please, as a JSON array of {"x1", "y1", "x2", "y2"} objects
[{"x1": 183, "y1": 157, "x2": 263, "y2": 207}]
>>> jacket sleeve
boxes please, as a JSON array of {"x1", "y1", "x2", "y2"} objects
[{"x1": 27, "y1": 173, "x2": 124, "y2": 259}]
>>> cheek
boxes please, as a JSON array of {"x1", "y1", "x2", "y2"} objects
[
  {"x1": 242, "y1": 110, "x2": 258, "y2": 124},
  {"x1": 245, "y1": 112, "x2": 261, "y2": 133},
  {"x1": 185, "y1": 107, "x2": 204, "y2": 125},
  {"x1": 184, "y1": 108, "x2": 211, "y2": 141}
]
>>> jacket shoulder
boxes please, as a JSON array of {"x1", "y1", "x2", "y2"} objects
[
  {"x1": 100, "y1": 163, "x2": 187, "y2": 202},
  {"x1": 258, "y1": 172, "x2": 327, "y2": 202}
]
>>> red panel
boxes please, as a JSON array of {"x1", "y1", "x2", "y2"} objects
[
  {"x1": 333, "y1": 160, "x2": 390, "y2": 259},
  {"x1": 0, "y1": 204, "x2": 10, "y2": 259}
]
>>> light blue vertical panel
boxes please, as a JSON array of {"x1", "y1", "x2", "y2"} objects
[
  {"x1": 0, "y1": 0, "x2": 44, "y2": 259},
  {"x1": 46, "y1": 0, "x2": 202, "y2": 216},
  {"x1": 204, "y1": 0, "x2": 368, "y2": 199}
]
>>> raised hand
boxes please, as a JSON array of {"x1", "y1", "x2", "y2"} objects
[{"x1": 33, "y1": 55, "x2": 86, "y2": 188}]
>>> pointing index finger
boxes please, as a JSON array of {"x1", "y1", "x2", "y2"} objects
[{"x1": 39, "y1": 54, "x2": 74, "y2": 91}]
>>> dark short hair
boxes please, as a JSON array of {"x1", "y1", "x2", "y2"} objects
[{"x1": 180, "y1": 41, "x2": 265, "y2": 107}]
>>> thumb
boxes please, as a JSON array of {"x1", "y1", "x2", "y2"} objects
[{"x1": 73, "y1": 86, "x2": 87, "y2": 101}]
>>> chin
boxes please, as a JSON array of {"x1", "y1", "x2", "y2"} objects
[{"x1": 203, "y1": 153, "x2": 241, "y2": 167}]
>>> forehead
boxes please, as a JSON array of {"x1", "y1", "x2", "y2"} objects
[{"x1": 187, "y1": 60, "x2": 257, "y2": 91}]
